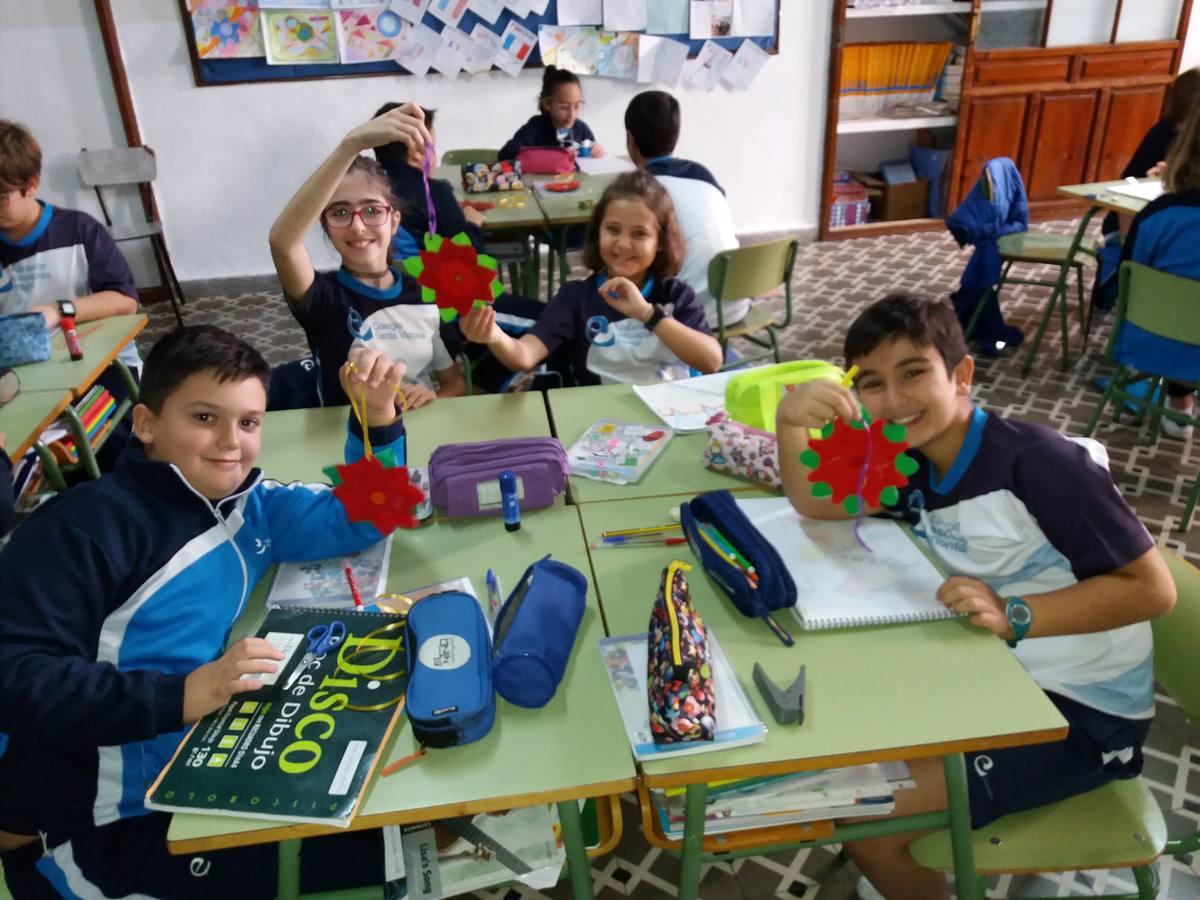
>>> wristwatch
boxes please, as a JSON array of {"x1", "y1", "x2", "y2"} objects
[
  {"x1": 1005, "y1": 596, "x2": 1033, "y2": 648},
  {"x1": 57, "y1": 299, "x2": 77, "y2": 319},
  {"x1": 643, "y1": 303, "x2": 670, "y2": 332}
]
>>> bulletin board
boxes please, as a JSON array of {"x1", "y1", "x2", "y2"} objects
[{"x1": 179, "y1": 1, "x2": 780, "y2": 87}]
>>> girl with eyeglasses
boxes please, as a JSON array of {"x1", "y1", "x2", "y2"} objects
[
  {"x1": 498, "y1": 66, "x2": 606, "y2": 161},
  {"x1": 269, "y1": 104, "x2": 467, "y2": 410}
]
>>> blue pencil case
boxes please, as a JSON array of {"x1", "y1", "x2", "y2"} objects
[
  {"x1": 492, "y1": 555, "x2": 587, "y2": 708},
  {"x1": 681, "y1": 490, "x2": 797, "y2": 646},
  {"x1": 0, "y1": 313, "x2": 51, "y2": 368}
]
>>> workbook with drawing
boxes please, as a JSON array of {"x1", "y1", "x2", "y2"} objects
[
  {"x1": 733, "y1": 497, "x2": 950, "y2": 630},
  {"x1": 566, "y1": 420, "x2": 673, "y2": 484},
  {"x1": 632, "y1": 370, "x2": 740, "y2": 433}
]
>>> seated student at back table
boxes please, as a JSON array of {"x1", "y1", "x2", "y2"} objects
[
  {"x1": 624, "y1": 90, "x2": 748, "y2": 330},
  {"x1": 460, "y1": 170, "x2": 722, "y2": 386},
  {"x1": 270, "y1": 104, "x2": 465, "y2": 410},
  {"x1": 371, "y1": 101, "x2": 486, "y2": 258},
  {"x1": 0, "y1": 328, "x2": 407, "y2": 898},
  {"x1": 776, "y1": 294, "x2": 1175, "y2": 900},
  {"x1": 498, "y1": 66, "x2": 606, "y2": 161},
  {"x1": 1119, "y1": 97, "x2": 1200, "y2": 440},
  {"x1": 0, "y1": 119, "x2": 140, "y2": 370}
]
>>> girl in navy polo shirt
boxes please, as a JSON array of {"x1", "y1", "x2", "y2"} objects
[
  {"x1": 269, "y1": 104, "x2": 467, "y2": 409},
  {"x1": 460, "y1": 170, "x2": 722, "y2": 386},
  {"x1": 498, "y1": 67, "x2": 607, "y2": 161}
]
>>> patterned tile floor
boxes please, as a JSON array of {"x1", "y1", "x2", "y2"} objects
[{"x1": 141, "y1": 221, "x2": 1200, "y2": 898}]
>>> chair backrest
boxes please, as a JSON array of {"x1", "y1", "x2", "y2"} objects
[
  {"x1": 1156, "y1": 552, "x2": 1200, "y2": 723},
  {"x1": 707, "y1": 236, "x2": 799, "y2": 304},
  {"x1": 76, "y1": 146, "x2": 157, "y2": 188},
  {"x1": 441, "y1": 148, "x2": 499, "y2": 167},
  {"x1": 1115, "y1": 261, "x2": 1200, "y2": 346}
]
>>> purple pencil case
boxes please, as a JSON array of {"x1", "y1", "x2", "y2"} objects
[{"x1": 428, "y1": 437, "x2": 569, "y2": 517}]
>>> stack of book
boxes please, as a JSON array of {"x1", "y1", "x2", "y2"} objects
[
  {"x1": 938, "y1": 44, "x2": 966, "y2": 107},
  {"x1": 647, "y1": 762, "x2": 914, "y2": 840},
  {"x1": 50, "y1": 386, "x2": 118, "y2": 465},
  {"x1": 839, "y1": 42, "x2": 955, "y2": 119}
]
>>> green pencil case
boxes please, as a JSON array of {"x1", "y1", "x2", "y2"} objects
[{"x1": 725, "y1": 360, "x2": 845, "y2": 432}]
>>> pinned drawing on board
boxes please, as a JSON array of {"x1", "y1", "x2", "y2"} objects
[
  {"x1": 262, "y1": 10, "x2": 339, "y2": 64},
  {"x1": 335, "y1": 7, "x2": 405, "y2": 63},
  {"x1": 190, "y1": 1, "x2": 264, "y2": 59},
  {"x1": 800, "y1": 418, "x2": 917, "y2": 516}
]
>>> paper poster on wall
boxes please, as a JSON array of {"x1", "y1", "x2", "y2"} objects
[
  {"x1": 603, "y1": 0, "x2": 647, "y2": 32},
  {"x1": 428, "y1": 0, "x2": 471, "y2": 28},
  {"x1": 263, "y1": 10, "x2": 339, "y2": 64},
  {"x1": 647, "y1": 0, "x2": 689, "y2": 34},
  {"x1": 431, "y1": 26, "x2": 471, "y2": 76},
  {"x1": 682, "y1": 39, "x2": 732, "y2": 90},
  {"x1": 330, "y1": 0, "x2": 379, "y2": 7},
  {"x1": 689, "y1": 0, "x2": 732, "y2": 38},
  {"x1": 538, "y1": 25, "x2": 580, "y2": 67},
  {"x1": 467, "y1": 24, "x2": 502, "y2": 73},
  {"x1": 496, "y1": 19, "x2": 536, "y2": 76},
  {"x1": 636, "y1": 35, "x2": 688, "y2": 86},
  {"x1": 335, "y1": 7, "x2": 404, "y2": 63},
  {"x1": 722, "y1": 37, "x2": 769, "y2": 88},
  {"x1": 557, "y1": 0, "x2": 602, "y2": 27},
  {"x1": 397, "y1": 20, "x2": 440, "y2": 75},
  {"x1": 190, "y1": 2, "x2": 264, "y2": 59},
  {"x1": 524, "y1": 0, "x2": 552, "y2": 14},
  {"x1": 258, "y1": 0, "x2": 329, "y2": 7},
  {"x1": 393, "y1": 0, "x2": 431, "y2": 23},
  {"x1": 596, "y1": 32, "x2": 638, "y2": 80},
  {"x1": 556, "y1": 27, "x2": 602, "y2": 74},
  {"x1": 469, "y1": 0, "x2": 505, "y2": 24},
  {"x1": 733, "y1": 0, "x2": 776, "y2": 37}
]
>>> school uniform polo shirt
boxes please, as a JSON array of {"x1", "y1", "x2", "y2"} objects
[
  {"x1": 0, "y1": 202, "x2": 141, "y2": 368},
  {"x1": 286, "y1": 269, "x2": 457, "y2": 406},
  {"x1": 895, "y1": 407, "x2": 1155, "y2": 720},
  {"x1": 498, "y1": 113, "x2": 596, "y2": 160},
  {"x1": 528, "y1": 274, "x2": 710, "y2": 386}
]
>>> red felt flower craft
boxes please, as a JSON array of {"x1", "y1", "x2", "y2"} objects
[
  {"x1": 799, "y1": 418, "x2": 918, "y2": 515},
  {"x1": 329, "y1": 456, "x2": 426, "y2": 532},
  {"x1": 404, "y1": 232, "x2": 501, "y2": 323}
]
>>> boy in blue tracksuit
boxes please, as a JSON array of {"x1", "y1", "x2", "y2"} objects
[{"x1": 0, "y1": 326, "x2": 409, "y2": 898}]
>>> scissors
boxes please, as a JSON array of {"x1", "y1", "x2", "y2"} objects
[{"x1": 282, "y1": 620, "x2": 346, "y2": 691}]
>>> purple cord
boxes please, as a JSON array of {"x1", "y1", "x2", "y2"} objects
[
  {"x1": 421, "y1": 139, "x2": 438, "y2": 235},
  {"x1": 852, "y1": 419, "x2": 873, "y2": 552}
]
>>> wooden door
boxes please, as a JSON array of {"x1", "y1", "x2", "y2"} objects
[
  {"x1": 955, "y1": 95, "x2": 1029, "y2": 203},
  {"x1": 1024, "y1": 91, "x2": 1101, "y2": 201},
  {"x1": 1095, "y1": 85, "x2": 1170, "y2": 180}
]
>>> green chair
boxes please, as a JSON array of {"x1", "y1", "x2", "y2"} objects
[
  {"x1": 706, "y1": 236, "x2": 800, "y2": 371},
  {"x1": 910, "y1": 549, "x2": 1200, "y2": 898},
  {"x1": 1084, "y1": 261, "x2": 1200, "y2": 530},
  {"x1": 440, "y1": 148, "x2": 499, "y2": 166}
]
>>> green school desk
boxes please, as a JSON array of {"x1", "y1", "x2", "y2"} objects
[
  {"x1": 254, "y1": 391, "x2": 553, "y2": 485},
  {"x1": 578, "y1": 497, "x2": 1069, "y2": 900},
  {"x1": 1057, "y1": 178, "x2": 1154, "y2": 218},
  {"x1": 9, "y1": 314, "x2": 145, "y2": 399},
  {"x1": 166, "y1": 504, "x2": 636, "y2": 900},
  {"x1": 546, "y1": 383, "x2": 777, "y2": 504},
  {"x1": 434, "y1": 164, "x2": 545, "y2": 231},
  {"x1": 3, "y1": 389, "x2": 72, "y2": 459}
]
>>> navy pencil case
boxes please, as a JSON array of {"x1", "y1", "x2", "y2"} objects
[
  {"x1": 681, "y1": 490, "x2": 797, "y2": 646},
  {"x1": 491, "y1": 555, "x2": 588, "y2": 708}
]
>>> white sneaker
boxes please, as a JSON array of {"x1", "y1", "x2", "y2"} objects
[
  {"x1": 856, "y1": 875, "x2": 887, "y2": 900},
  {"x1": 1161, "y1": 415, "x2": 1194, "y2": 440}
]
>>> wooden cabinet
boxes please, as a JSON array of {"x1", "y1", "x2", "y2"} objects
[
  {"x1": 1095, "y1": 85, "x2": 1171, "y2": 180},
  {"x1": 1024, "y1": 91, "x2": 1101, "y2": 201},
  {"x1": 956, "y1": 95, "x2": 1029, "y2": 200}
]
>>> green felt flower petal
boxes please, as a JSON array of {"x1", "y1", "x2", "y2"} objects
[
  {"x1": 880, "y1": 485, "x2": 899, "y2": 507},
  {"x1": 811, "y1": 481, "x2": 832, "y2": 498},
  {"x1": 420, "y1": 286, "x2": 437, "y2": 304},
  {"x1": 479, "y1": 254, "x2": 498, "y2": 271},
  {"x1": 798, "y1": 448, "x2": 819, "y2": 468},
  {"x1": 439, "y1": 308, "x2": 457, "y2": 323},
  {"x1": 842, "y1": 496, "x2": 861, "y2": 515},
  {"x1": 404, "y1": 257, "x2": 423, "y2": 277},
  {"x1": 849, "y1": 417, "x2": 866, "y2": 431},
  {"x1": 820, "y1": 422, "x2": 834, "y2": 439},
  {"x1": 883, "y1": 423, "x2": 907, "y2": 442},
  {"x1": 491, "y1": 279, "x2": 503, "y2": 299},
  {"x1": 896, "y1": 452, "x2": 919, "y2": 476},
  {"x1": 424, "y1": 233, "x2": 444, "y2": 252},
  {"x1": 375, "y1": 447, "x2": 397, "y2": 468},
  {"x1": 451, "y1": 232, "x2": 472, "y2": 247},
  {"x1": 322, "y1": 465, "x2": 342, "y2": 486}
]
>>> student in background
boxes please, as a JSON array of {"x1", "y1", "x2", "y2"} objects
[
  {"x1": 1119, "y1": 96, "x2": 1200, "y2": 439},
  {"x1": 371, "y1": 101, "x2": 486, "y2": 258},
  {"x1": 498, "y1": 66, "x2": 606, "y2": 160},
  {"x1": 0, "y1": 328, "x2": 405, "y2": 898},
  {"x1": 270, "y1": 104, "x2": 466, "y2": 409},
  {"x1": 776, "y1": 294, "x2": 1174, "y2": 900},
  {"x1": 460, "y1": 170, "x2": 721, "y2": 385},
  {"x1": 0, "y1": 119, "x2": 140, "y2": 371},
  {"x1": 624, "y1": 90, "x2": 748, "y2": 329}
]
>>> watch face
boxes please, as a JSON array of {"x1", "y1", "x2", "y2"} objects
[{"x1": 1010, "y1": 603, "x2": 1033, "y2": 625}]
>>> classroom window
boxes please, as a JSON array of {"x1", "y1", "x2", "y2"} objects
[
  {"x1": 1044, "y1": 0, "x2": 1118, "y2": 47},
  {"x1": 1115, "y1": 0, "x2": 1185, "y2": 43}
]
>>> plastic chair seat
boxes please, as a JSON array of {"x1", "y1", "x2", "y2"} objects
[
  {"x1": 998, "y1": 231, "x2": 1099, "y2": 265},
  {"x1": 723, "y1": 302, "x2": 779, "y2": 339},
  {"x1": 910, "y1": 777, "x2": 1166, "y2": 875},
  {"x1": 109, "y1": 220, "x2": 164, "y2": 242}
]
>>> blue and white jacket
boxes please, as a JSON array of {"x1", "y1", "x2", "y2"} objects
[{"x1": 0, "y1": 414, "x2": 405, "y2": 837}]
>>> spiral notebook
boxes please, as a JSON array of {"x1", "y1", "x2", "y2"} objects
[{"x1": 733, "y1": 497, "x2": 951, "y2": 631}]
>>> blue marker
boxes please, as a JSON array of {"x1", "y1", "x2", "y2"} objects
[{"x1": 499, "y1": 470, "x2": 521, "y2": 532}]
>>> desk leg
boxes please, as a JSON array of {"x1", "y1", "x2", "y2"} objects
[
  {"x1": 676, "y1": 782, "x2": 708, "y2": 900},
  {"x1": 557, "y1": 799, "x2": 595, "y2": 900},
  {"x1": 278, "y1": 838, "x2": 302, "y2": 900},
  {"x1": 944, "y1": 753, "x2": 983, "y2": 900},
  {"x1": 33, "y1": 441, "x2": 68, "y2": 492},
  {"x1": 61, "y1": 405, "x2": 101, "y2": 481}
]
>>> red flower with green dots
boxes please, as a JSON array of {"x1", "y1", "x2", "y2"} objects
[
  {"x1": 324, "y1": 454, "x2": 425, "y2": 532},
  {"x1": 403, "y1": 232, "x2": 502, "y2": 323},
  {"x1": 800, "y1": 417, "x2": 917, "y2": 515}
]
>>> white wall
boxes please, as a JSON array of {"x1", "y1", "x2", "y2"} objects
[{"x1": 0, "y1": 0, "x2": 832, "y2": 282}]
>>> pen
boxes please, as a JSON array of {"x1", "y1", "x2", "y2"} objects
[
  {"x1": 601, "y1": 534, "x2": 687, "y2": 544},
  {"x1": 344, "y1": 566, "x2": 363, "y2": 610},
  {"x1": 841, "y1": 364, "x2": 859, "y2": 388},
  {"x1": 700, "y1": 523, "x2": 756, "y2": 574},
  {"x1": 591, "y1": 538, "x2": 688, "y2": 549},
  {"x1": 486, "y1": 568, "x2": 502, "y2": 622},
  {"x1": 601, "y1": 524, "x2": 682, "y2": 539}
]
